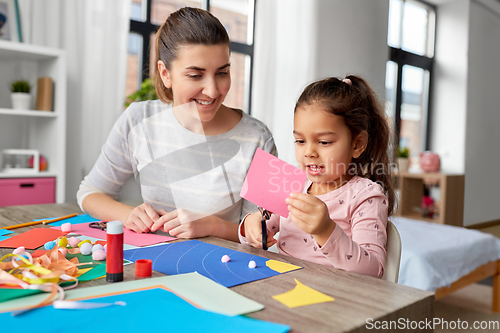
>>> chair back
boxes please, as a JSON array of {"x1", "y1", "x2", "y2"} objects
[{"x1": 381, "y1": 220, "x2": 402, "y2": 283}]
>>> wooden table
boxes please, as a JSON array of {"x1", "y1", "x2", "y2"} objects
[{"x1": 0, "y1": 203, "x2": 434, "y2": 332}]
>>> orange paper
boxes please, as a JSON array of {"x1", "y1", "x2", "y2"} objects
[{"x1": 0, "y1": 228, "x2": 67, "y2": 250}]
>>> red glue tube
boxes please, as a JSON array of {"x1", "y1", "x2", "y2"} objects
[{"x1": 106, "y1": 220, "x2": 124, "y2": 282}]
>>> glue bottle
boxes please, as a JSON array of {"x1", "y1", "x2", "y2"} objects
[{"x1": 106, "y1": 220, "x2": 124, "y2": 282}]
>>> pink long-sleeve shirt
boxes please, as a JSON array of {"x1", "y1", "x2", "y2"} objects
[{"x1": 239, "y1": 176, "x2": 388, "y2": 278}]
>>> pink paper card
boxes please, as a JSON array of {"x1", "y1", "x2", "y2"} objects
[
  {"x1": 52, "y1": 223, "x2": 176, "y2": 247},
  {"x1": 240, "y1": 149, "x2": 307, "y2": 217}
]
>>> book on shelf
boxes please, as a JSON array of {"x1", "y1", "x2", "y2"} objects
[{"x1": 35, "y1": 77, "x2": 53, "y2": 111}]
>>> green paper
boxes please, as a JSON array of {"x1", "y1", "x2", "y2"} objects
[
  {"x1": 0, "y1": 288, "x2": 42, "y2": 303},
  {"x1": 0, "y1": 273, "x2": 263, "y2": 316}
]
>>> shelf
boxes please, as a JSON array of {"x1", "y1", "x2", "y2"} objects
[
  {"x1": 0, "y1": 171, "x2": 58, "y2": 178},
  {"x1": 396, "y1": 172, "x2": 465, "y2": 226},
  {"x1": 0, "y1": 40, "x2": 63, "y2": 61},
  {"x1": 0, "y1": 108, "x2": 57, "y2": 117}
]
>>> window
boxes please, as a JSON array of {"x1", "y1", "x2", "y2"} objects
[
  {"x1": 386, "y1": 0, "x2": 435, "y2": 157},
  {"x1": 126, "y1": 0, "x2": 256, "y2": 113}
]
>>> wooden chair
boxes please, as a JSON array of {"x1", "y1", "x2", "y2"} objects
[{"x1": 381, "y1": 220, "x2": 402, "y2": 283}]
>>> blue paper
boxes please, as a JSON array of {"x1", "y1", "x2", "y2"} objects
[
  {"x1": 0, "y1": 229, "x2": 13, "y2": 236},
  {"x1": 33, "y1": 214, "x2": 100, "y2": 226},
  {"x1": 124, "y1": 240, "x2": 286, "y2": 287},
  {"x1": 0, "y1": 235, "x2": 10, "y2": 241},
  {"x1": 1, "y1": 287, "x2": 290, "y2": 333}
]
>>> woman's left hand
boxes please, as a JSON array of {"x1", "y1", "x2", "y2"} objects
[
  {"x1": 286, "y1": 192, "x2": 336, "y2": 245},
  {"x1": 151, "y1": 209, "x2": 217, "y2": 238}
]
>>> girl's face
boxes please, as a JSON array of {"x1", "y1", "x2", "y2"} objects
[
  {"x1": 158, "y1": 44, "x2": 231, "y2": 123},
  {"x1": 293, "y1": 103, "x2": 366, "y2": 195}
]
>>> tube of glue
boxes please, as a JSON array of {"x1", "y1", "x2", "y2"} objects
[{"x1": 106, "y1": 220, "x2": 124, "y2": 282}]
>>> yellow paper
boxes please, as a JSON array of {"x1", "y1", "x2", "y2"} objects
[
  {"x1": 265, "y1": 260, "x2": 301, "y2": 273},
  {"x1": 75, "y1": 268, "x2": 92, "y2": 277},
  {"x1": 272, "y1": 278, "x2": 334, "y2": 308}
]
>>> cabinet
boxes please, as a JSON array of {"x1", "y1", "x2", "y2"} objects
[
  {"x1": 0, "y1": 40, "x2": 66, "y2": 204},
  {"x1": 396, "y1": 172, "x2": 465, "y2": 226}
]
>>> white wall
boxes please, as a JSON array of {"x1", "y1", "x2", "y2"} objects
[
  {"x1": 430, "y1": 0, "x2": 469, "y2": 174},
  {"x1": 463, "y1": 1, "x2": 500, "y2": 225},
  {"x1": 314, "y1": 0, "x2": 389, "y2": 98},
  {"x1": 252, "y1": 0, "x2": 390, "y2": 165}
]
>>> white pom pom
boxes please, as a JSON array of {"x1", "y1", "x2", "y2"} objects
[
  {"x1": 92, "y1": 244, "x2": 104, "y2": 253},
  {"x1": 80, "y1": 242, "x2": 92, "y2": 255},
  {"x1": 221, "y1": 255, "x2": 230, "y2": 263},
  {"x1": 248, "y1": 260, "x2": 257, "y2": 269}
]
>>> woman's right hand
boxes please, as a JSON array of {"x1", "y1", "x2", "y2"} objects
[
  {"x1": 124, "y1": 203, "x2": 167, "y2": 233},
  {"x1": 242, "y1": 212, "x2": 277, "y2": 249}
]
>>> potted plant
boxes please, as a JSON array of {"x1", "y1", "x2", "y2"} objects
[
  {"x1": 124, "y1": 78, "x2": 158, "y2": 107},
  {"x1": 397, "y1": 146, "x2": 410, "y2": 173},
  {"x1": 10, "y1": 80, "x2": 32, "y2": 110}
]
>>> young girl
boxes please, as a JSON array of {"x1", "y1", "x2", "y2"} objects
[
  {"x1": 239, "y1": 76, "x2": 395, "y2": 278},
  {"x1": 77, "y1": 7, "x2": 276, "y2": 241}
]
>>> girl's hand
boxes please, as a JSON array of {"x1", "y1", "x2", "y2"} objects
[
  {"x1": 286, "y1": 192, "x2": 336, "y2": 246},
  {"x1": 242, "y1": 212, "x2": 277, "y2": 249},
  {"x1": 124, "y1": 203, "x2": 167, "y2": 233}
]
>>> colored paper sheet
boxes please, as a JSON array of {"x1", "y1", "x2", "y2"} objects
[
  {"x1": 0, "y1": 235, "x2": 9, "y2": 241},
  {"x1": 272, "y1": 279, "x2": 335, "y2": 308},
  {"x1": 0, "y1": 273, "x2": 264, "y2": 317},
  {"x1": 0, "y1": 289, "x2": 42, "y2": 303},
  {"x1": 33, "y1": 214, "x2": 100, "y2": 226},
  {"x1": 160, "y1": 272, "x2": 264, "y2": 316},
  {"x1": 52, "y1": 222, "x2": 176, "y2": 247},
  {"x1": 266, "y1": 260, "x2": 302, "y2": 273},
  {"x1": 240, "y1": 148, "x2": 308, "y2": 217},
  {"x1": 123, "y1": 240, "x2": 302, "y2": 287},
  {"x1": 64, "y1": 234, "x2": 136, "y2": 250},
  {"x1": 0, "y1": 287, "x2": 290, "y2": 333},
  {"x1": 0, "y1": 229, "x2": 13, "y2": 236},
  {"x1": 0, "y1": 228, "x2": 67, "y2": 250}
]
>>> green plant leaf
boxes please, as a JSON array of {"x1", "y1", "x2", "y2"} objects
[
  {"x1": 124, "y1": 78, "x2": 158, "y2": 107},
  {"x1": 11, "y1": 80, "x2": 31, "y2": 93}
]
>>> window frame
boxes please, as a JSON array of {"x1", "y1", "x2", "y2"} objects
[
  {"x1": 389, "y1": 0, "x2": 436, "y2": 152},
  {"x1": 129, "y1": 0, "x2": 257, "y2": 114}
]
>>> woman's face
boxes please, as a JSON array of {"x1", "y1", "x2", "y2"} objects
[{"x1": 158, "y1": 43, "x2": 231, "y2": 123}]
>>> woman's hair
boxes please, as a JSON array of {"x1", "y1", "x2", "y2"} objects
[
  {"x1": 154, "y1": 7, "x2": 230, "y2": 102},
  {"x1": 295, "y1": 75, "x2": 396, "y2": 215}
]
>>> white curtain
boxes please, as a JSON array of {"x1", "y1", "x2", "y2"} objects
[
  {"x1": 17, "y1": 0, "x2": 131, "y2": 202},
  {"x1": 251, "y1": 0, "x2": 317, "y2": 166}
]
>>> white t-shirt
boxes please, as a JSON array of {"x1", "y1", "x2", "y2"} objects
[{"x1": 77, "y1": 100, "x2": 277, "y2": 224}]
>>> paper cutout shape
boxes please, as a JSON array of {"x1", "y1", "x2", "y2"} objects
[
  {"x1": 0, "y1": 235, "x2": 9, "y2": 241},
  {"x1": 240, "y1": 148, "x2": 307, "y2": 217},
  {"x1": 265, "y1": 260, "x2": 302, "y2": 273},
  {"x1": 0, "y1": 287, "x2": 290, "y2": 333},
  {"x1": 0, "y1": 273, "x2": 264, "y2": 317},
  {"x1": 0, "y1": 289, "x2": 42, "y2": 303},
  {"x1": 272, "y1": 279, "x2": 334, "y2": 308},
  {"x1": 0, "y1": 228, "x2": 67, "y2": 250},
  {"x1": 33, "y1": 214, "x2": 100, "y2": 226},
  {"x1": 123, "y1": 240, "x2": 301, "y2": 287},
  {"x1": 52, "y1": 222, "x2": 176, "y2": 247},
  {"x1": 0, "y1": 229, "x2": 13, "y2": 236}
]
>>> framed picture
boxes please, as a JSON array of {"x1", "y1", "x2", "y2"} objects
[{"x1": 0, "y1": 0, "x2": 22, "y2": 42}]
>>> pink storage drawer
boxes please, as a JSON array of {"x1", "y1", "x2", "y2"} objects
[{"x1": 0, "y1": 177, "x2": 55, "y2": 206}]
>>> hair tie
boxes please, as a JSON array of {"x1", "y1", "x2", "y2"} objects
[{"x1": 342, "y1": 78, "x2": 352, "y2": 85}]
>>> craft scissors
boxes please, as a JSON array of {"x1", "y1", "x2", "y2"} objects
[
  {"x1": 258, "y1": 207, "x2": 271, "y2": 250},
  {"x1": 89, "y1": 221, "x2": 107, "y2": 231}
]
